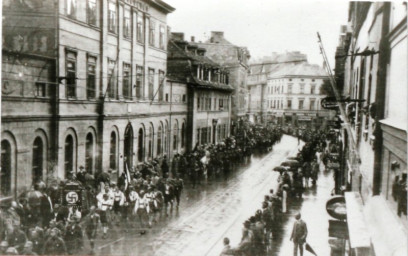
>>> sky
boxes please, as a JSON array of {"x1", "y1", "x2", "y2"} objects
[{"x1": 166, "y1": 0, "x2": 350, "y2": 67}]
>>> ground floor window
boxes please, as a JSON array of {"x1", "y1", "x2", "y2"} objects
[
  {"x1": 32, "y1": 137, "x2": 44, "y2": 183},
  {"x1": 64, "y1": 135, "x2": 75, "y2": 176},
  {"x1": 1, "y1": 140, "x2": 12, "y2": 196}
]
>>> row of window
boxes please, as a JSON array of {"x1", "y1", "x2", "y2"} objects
[
  {"x1": 196, "y1": 124, "x2": 228, "y2": 145},
  {"x1": 267, "y1": 99, "x2": 319, "y2": 110},
  {"x1": 196, "y1": 66, "x2": 229, "y2": 84},
  {"x1": 267, "y1": 84, "x2": 319, "y2": 95},
  {"x1": 197, "y1": 96, "x2": 229, "y2": 111},
  {"x1": 271, "y1": 78, "x2": 316, "y2": 83},
  {"x1": 65, "y1": 50, "x2": 165, "y2": 100},
  {"x1": 66, "y1": 0, "x2": 166, "y2": 49}
]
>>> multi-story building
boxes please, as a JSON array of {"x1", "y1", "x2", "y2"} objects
[
  {"x1": 167, "y1": 33, "x2": 232, "y2": 150},
  {"x1": 333, "y1": 2, "x2": 407, "y2": 255},
  {"x1": 1, "y1": 0, "x2": 186, "y2": 200},
  {"x1": 193, "y1": 32, "x2": 250, "y2": 131},
  {"x1": 247, "y1": 52, "x2": 309, "y2": 124},
  {"x1": 265, "y1": 62, "x2": 332, "y2": 130}
]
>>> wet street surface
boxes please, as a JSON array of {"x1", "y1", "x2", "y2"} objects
[
  {"x1": 267, "y1": 162, "x2": 334, "y2": 256},
  {"x1": 89, "y1": 135, "x2": 302, "y2": 256}
]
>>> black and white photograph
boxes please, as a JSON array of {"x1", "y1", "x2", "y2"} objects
[{"x1": 0, "y1": 0, "x2": 407, "y2": 255}]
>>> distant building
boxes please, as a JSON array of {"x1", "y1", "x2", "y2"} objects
[
  {"x1": 167, "y1": 33, "x2": 233, "y2": 150},
  {"x1": 193, "y1": 32, "x2": 250, "y2": 131},
  {"x1": 247, "y1": 52, "x2": 309, "y2": 124},
  {"x1": 266, "y1": 62, "x2": 332, "y2": 130}
]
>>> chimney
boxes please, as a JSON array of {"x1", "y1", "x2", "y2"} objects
[
  {"x1": 171, "y1": 32, "x2": 184, "y2": 41},
  {"x1": 210, "y1": 31, "x2": 224, "y2": 43},
  {"x1": 191, "y1": 36, "x2": 195, "y2": 42}
]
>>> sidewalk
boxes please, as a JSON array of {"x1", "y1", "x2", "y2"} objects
[{"x1": 271, "y1": 167, "x2": 334, "y2": 256}]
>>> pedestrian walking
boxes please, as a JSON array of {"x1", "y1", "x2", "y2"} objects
[
  {"x1": 219, "y1": 237, "x2": 234, "y2": 256},
  {"x1": 134, "y1": 190, "x2": 149, "y2": 234},
  {"x1": 173, "y1": 175, "x2": 184, "y2": 208},
  {"x1": 97, "y1": 193, "x2": 112, "y2": 238},
  {"x1": 290, "y1": 213, "x2": 308, "y2": 256},
  {"x1": 282, "y1": 185, "x2": 288, "y2": 213}
]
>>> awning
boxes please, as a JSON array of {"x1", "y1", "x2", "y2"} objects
[{"x1": 344, "y1": 192, "x2": 371, "y2": 250}]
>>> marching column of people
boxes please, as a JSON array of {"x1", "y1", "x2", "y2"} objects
[{"x1": 0, "y1": 123, "x2": 283, "y2": 255}]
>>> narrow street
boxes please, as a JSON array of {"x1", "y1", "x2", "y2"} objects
[{"x1": 92, "y1": 135, "x2": 302, "y2": 256}]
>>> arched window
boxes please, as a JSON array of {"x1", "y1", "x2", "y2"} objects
[
  {"x1": 173, "y1": 123, "x2": 178, "y2": 150},
  {"x1": 32, "y1": 137, "x2": 44, "y2": 182},
  {"x1": 64, "y1": 135, "x2": 75, "y2": 176},
  {"x1": 124, "y1": 124, "x2": 134, "y2": 169},
  {"x1": 110, "y1": 131, "x2": 117, "y2": 171},
  {"x1": 1, "y1": 140, "x2": 12, "y2": 196},
  {"x1": 148, "y1": 126, "x2": 153, "y2": 159},
  {"x1": 157, "y1": 124, "x2": 162, "y2": 155},
  {"x1": 85, "y1": 133, "x2": 94, "y2": 173},
  {"x1": 164, "y1": 122, "x2": 168, "y2": 155},
  {"x1": 138, "y1": 128, "x2": 144, "y2": 162},
  {"x1": 181, "y1": 123, "x2": 185, "y2": 148}
]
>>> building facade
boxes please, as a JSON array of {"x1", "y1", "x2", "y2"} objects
[
  {"x1": 334, "y1": 2, "x2": 407, "y2": 255},
  {"x1": 193, "y1": 32, "x2": 250, "y2": 128},
  {"x1": 266, "y1": 63, "x2": 332, "y2": 130},
  {"x1": 167, "y1": 33, "x2": 233, "y2": 151},
  {"x1": 1, "y1": 0, "x2": 187, "y2": 199},
  {"x1": 247, "y1": 52, "x2": 309, "y2": 124}
]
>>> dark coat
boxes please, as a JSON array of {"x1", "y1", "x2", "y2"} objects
[{"x1": 290, "y1": 219, "x2": 308, "y2": 244}]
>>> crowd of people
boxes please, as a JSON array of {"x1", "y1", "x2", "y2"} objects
[
  {"x1": 220, "y1": 129, "x2": 330, "y2": 256},
  {"x1": 0, "y1": 123, "x2": 283, "y2": 255}
]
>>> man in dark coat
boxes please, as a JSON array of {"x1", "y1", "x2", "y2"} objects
[
  {"x1": 290, "y1": 213, "x2": 308, "y2": 256},
  {"x1": 161, "y1": 155, "x2": 170, "y2": 178},
  {"x1": 43, "y1": 228, "x2": 67, "y2": 255},
  {"x1": 173, "y1": 175, "x2": 184, "y2": 208},
  {"x1": 82, "y1": 206, "x2": 100, "y2": 253},
  {"x1": 7, "y1": 225, "x2": 27, "y2": 253},
  {"x1": 64, "y1": 216, "x2": 83, "y2": 254}
]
